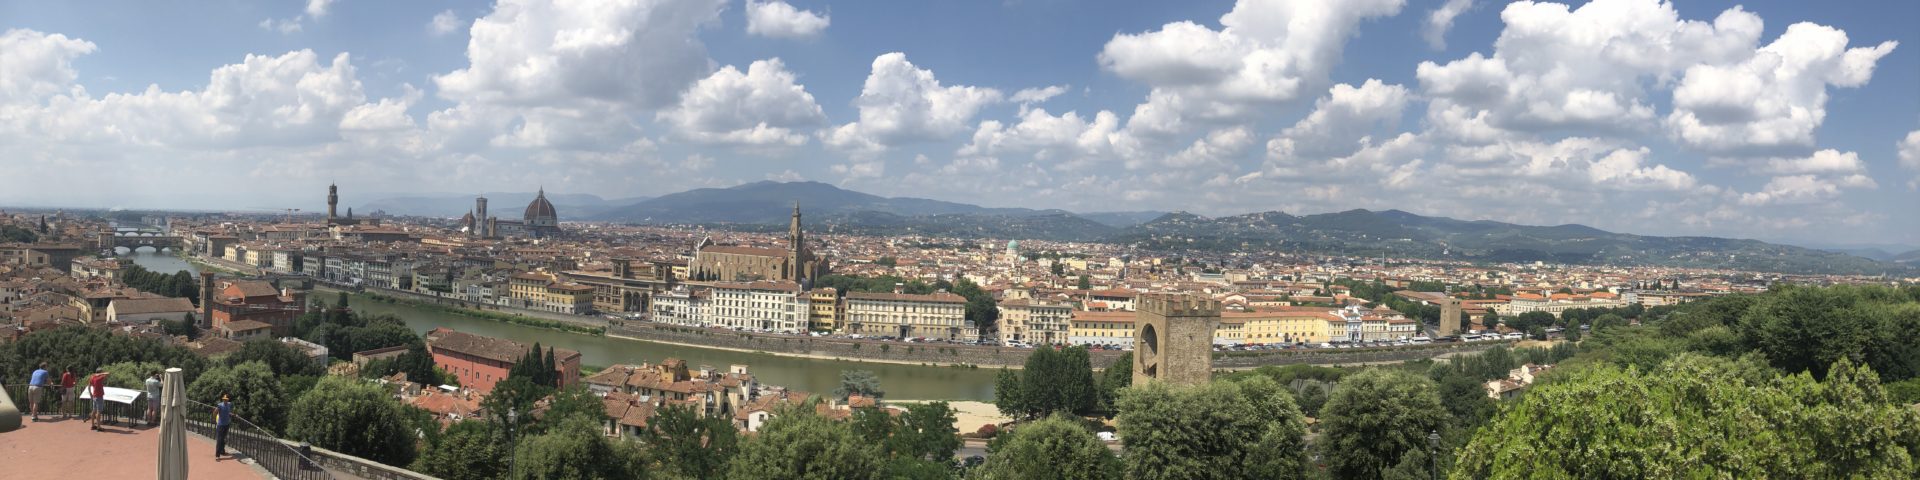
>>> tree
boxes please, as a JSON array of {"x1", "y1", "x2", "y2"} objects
[
  {"x1": 1452, "y1": 355, "x2": 1920, "y2": 479},
  {"x1": 413, "y1": 420, "x2": 508, "y2": 480},
  {"x1": 1295, "y1": 383, "x2": 1328, "y2": 418},
  {"x1": 835, "y1": 369, "x2": 885, "y2": 401},
  {"x1": 225, "y1": 339, "x2": 324, "y2": 377},
  {"x1": 1050, "y1": 262, "x2": 1065, "y2": 277},
  {"x1": 336, "y1": 291, "x2": 349, "y2": 309},
  {"x1": 1077, "y1": 276, "x2": 1091, "y2": 290},
  {"x1": 483, "y1": 376, "x2": 552, "y2": 432},
  {"x1": 0, "y1": 326, "x2": 212, "y2": 386},
  {"x1": 1591, "y1": 313, "x2": 1628, "y2": 332},
  {"x1": 1509, "y1": 311, "x2": 1556, "y2": 332},
  {"x1": 541, "y1": 384, "x2": 606, "y2": 430},
  {"x1": 726, "y1": 406, "x2": 884, "y2": 480},
  {"x1": 161, "y1": 316, "x2": 198, "y2": 340},
  {"x1": 188, "y1": 361, "x2": 290, "y2": 432},
  {"x1": 287, "y1": 376, "x2": 421, "y2": 467},
  {"x1": 510, "y1": 415, "x2": 648, "y2": 480},
  {"x1": 1527, "y1": 325, "x2": 1547, "y2": 341},
  {"x1": 1740, "y1": 286, "x2": 1873, "y2": 379},
  {"x1": 891, "y1": 401, "x2": 960, "y2": 461},
  {"x1": 1317, "y1": 368, "x2": 1449, "y2": 480},
  {"x1": 642, "y1": 404, "x2": 738, "y2": 479},
  {"x1": 100, "y1": 361, "x2": 164, "y2": 390},
  {"x1": 992, "y1": 368, "x2": 1027, "y2": 418},
  {"x1": 1097, "y1": 352, "x2": 1132, "y2": 415},
  {"x1": 1481, "y1": 310, "x2": 1500, "y2": 330},
  {"x1": 995, "y1": 346, "x2": 1099, "y2": 419},
  {"x1": 974, "y1": 414, "x2": 1120, "y2": 480},
  {"x1": 1116, "y1": 376, "x2": 1311, "y2": 479}
]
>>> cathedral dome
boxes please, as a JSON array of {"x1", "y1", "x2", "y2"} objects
[{"x1": 524, "y1": 189, "x2": 558, "y2": 226}]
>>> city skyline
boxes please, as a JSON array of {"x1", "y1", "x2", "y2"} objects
[{"x1": 1, "y1": 0, "x2": 1917, "y2": 245}]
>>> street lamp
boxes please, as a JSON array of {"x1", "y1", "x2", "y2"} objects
[
  {"x1": 1427, "y1": 430, "x2": 1441, "y2": 480},
  {"x1": 507, "y1": 407, "x2": 518, "y2": 473}
]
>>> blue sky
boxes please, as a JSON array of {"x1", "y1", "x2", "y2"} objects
[{"x1": 1, "y1": 0, "x2": 1916, "y2": 247}]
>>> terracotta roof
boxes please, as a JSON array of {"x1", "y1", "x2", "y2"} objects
[
  {"x1": 846, "y1": 291, "x2": 966, "y2": 304},
  {"x1": 425, "y1": 327, "x2": 581, "y2": 364},
  {"x1": 222, "y1": 280, "x2": 281, "y2": 299},
  {"x1": 110, "y1": 297, "x2": 195, "y2": 315},
  {"x1": 700, "y1": 245, "x2": 787, "y2": 257}
]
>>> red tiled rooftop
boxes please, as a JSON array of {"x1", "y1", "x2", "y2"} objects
[{"x1": 0, "y1": 418, "x2": 269, "y2": 479}]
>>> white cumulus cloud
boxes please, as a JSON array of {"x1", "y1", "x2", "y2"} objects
[
  {"x1": 428, "y1": 10, "x2": 463, "y2": 36},
  {"x1": 661, "y1": 58, "x2": 826, "y2": 147},
  {"x1": 822, "y1": 52, "x2": 1002, "y2": 155},
  {"x1": 745, "y1": 0, "x2": 830, "y2": 39},
  {"x1": 1665, "y1": 23, "x2": 1897, "y2": 155}
]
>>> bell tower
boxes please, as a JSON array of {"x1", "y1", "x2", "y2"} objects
[{"x1": 326, "y1": 183, "x2": 339, "y2": 219}]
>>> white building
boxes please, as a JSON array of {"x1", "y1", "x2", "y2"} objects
[
  {"x1": 997, "y1": 298, "x2": 1072, "y2": 346},
  {"x1": 845, "y1": 291, "x2": 970, "y2": 340},
  {"x1": 708, "y1": 281, "x2": 806, "y2": 333},
  {"x1": 651, "y1": 287, "x2": 708, "y2": 327}
]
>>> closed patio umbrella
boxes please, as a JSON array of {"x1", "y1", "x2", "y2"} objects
[{"x1": 157, "y1": 367, "x2": 187, "y2": 480}]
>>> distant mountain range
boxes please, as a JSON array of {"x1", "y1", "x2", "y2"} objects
[
  {"x1": 574, "y1": 181, "x2": 1906, "y2": 275},
  {"x1": 360, "y1": 193, "x2": 650, "y2": 219}
]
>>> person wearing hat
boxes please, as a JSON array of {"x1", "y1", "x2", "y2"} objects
[{"x1": 213, "y1": 394, "x2": 233, "y2": 458}]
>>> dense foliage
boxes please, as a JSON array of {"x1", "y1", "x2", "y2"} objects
[
  {"x1": 725, "y1": 405, "x2": 884, "y2": 480},
  {"x1": 224, "y1": 339, "x2": 324, "y2": 377},
  {"x1": 971, "y1": 414, "x2": 1119, "y2": 480},
  {"x1": 1116, "y1": 376, "x2": 1311, "y2": 479},
  {"x1": 119, "y1": 263, "x2": 199, "y2": 300},
  {"x1": 1317, "y1": 369, "x2": 1450, "y2": 479},
  {"x1": 188, "y1": 361, "x2": 289, "y2": 432},
  {"x1": 993, "y1": 346, "x2": 1100, "y2": 419},
  {"x1": 0, "y1": 326, "x2": 210, "y2": 384},
  {"x1": 641, "y1": 404, "x2": 739, "y2": 479},
  {"x1": 287, "y1": 376, "x2": 424, "y2": 466},
  {"x1": 412, "y1": 420, "x2": 509, "y2": 480},
  {"x1": 1454, "y1": 355, "x2": 1920, "y2": 478}
]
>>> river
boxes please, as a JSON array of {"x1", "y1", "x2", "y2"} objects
[{"x1": 125, "y1": 253, "x2": 1001, "y2": 401}]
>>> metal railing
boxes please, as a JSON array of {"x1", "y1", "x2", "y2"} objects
[
  {"x1": 182, "y1": 398, "x2": 334, "y2": 480},
  {"x1": 1, "y1": 384, "x2": 333, "y2": 480}
]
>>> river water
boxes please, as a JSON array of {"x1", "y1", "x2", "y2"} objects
[{"x1": 126, "y1": 252, "x2": 1000, "y2": 401}]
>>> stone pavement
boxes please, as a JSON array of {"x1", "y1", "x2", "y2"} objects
[{"x1": 0, "y1": 415, "x2": 270, "y2": 480}]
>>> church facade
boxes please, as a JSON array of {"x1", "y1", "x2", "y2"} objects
[{"x1": 689, "y1": 204, "x2": 826, "y2": 283}]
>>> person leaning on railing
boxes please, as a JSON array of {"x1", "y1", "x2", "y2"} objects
[{"x1": 28, "y1": 362, "x2": 49, "y2": 421}]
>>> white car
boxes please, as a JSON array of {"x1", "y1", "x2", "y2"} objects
[{"x1": 1503, "y1": 332, "x2": 1524, "y2": 340}]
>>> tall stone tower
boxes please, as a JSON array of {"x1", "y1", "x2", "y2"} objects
[
  {"x1": 475, "y1": 196, "x2": 489, "y2": 236},
  {"x1": 787, "y1": 202, "x2": 810, "y2": 282},
  {"x1": 1134, "y1": 293, "x2": 1219, "y2": 387},
  {"x1": 326, "y1": 183, "x2": 339, "y2": 219},
  {"x1": 1439, "y1": 297, "x2": 1462, "y2": 337}
]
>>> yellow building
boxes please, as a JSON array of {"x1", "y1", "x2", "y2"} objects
[
  {"x1": 807, "y1": 288, "x2": 841, "y2": 332},
  {"x1": 1068, "y1": 310, "x2": 1134, "y2": 347},
  {"x1": 1233, "y1": 310, "x2": 1339, "y2": 344},
  {"x1": 509, "y1": 271, "x2": 595, "y2": 314}
]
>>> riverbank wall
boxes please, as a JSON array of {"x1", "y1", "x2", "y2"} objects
[{"x1": 322, "y1": 286, "x2": 1513, "y2": 370}]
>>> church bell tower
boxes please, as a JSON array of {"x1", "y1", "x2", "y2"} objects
[{"x1": 327, "y1": 183, "x2": 339, "y2": 219}]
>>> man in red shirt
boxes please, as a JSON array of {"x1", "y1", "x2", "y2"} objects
[
  {"x1": 60, "y1": 367, "x2": 77, "y2": 418},
  {"x1": 88, "y1": 368, "x2": 109, "y2": 431}
]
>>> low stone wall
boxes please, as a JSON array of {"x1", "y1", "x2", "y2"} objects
[
  {"x1": 609, "y1": 323, "x2": 1071, "y2": 368},
  {"x1": 607, "y1": 322, "x2": 1511, "y2": 370},
  {"x1": 290, "y1": 442, "x2": 437, "y2": 480}
]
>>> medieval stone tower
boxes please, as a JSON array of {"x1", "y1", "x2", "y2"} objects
[
  {"x1": 1134, "y1": 293, "x2": 1220, "y2": 387},
  {"x1": 1439, "y1": 297, "x2": 1463, "y2": 337}
]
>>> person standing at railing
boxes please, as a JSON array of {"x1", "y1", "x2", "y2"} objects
[
  {"x1": 145, "y1": 372, "x2": 163, "y2": 426},
  {"x1": 214, "y1": 394, "x2": 233, "y2": 459},
  {"x1": 87, "y1": 367, "x2": 108, "y2": 431},
  {"x1": 28, "y1": 362, "x2": 49, "y2": 421},
  {"x1": 60, "y1": 366, "x2": 77, "y2": 419}
]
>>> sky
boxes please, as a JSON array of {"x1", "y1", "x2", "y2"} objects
[{"x1": 1, "y1": 0, "x2": 1916, "y2": 247}]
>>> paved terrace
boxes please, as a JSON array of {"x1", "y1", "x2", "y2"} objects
[{"x1": 0, "y1": 416, "x2": 270, "y2": 480}]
